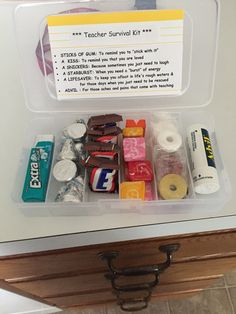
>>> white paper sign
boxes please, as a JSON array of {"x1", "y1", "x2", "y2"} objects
[{"x1": 47, "y1": 10, "x2": 184, "y2": 100}]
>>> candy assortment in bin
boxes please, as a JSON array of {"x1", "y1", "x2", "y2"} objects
[
  {"x1": 83, "y1": 114, "x2": 123, "y2": 193},
  {"x1": 52, "y1": 119, "x2": 87, "y2": 203},
  {"x1": 152, "y1": 116, "x2": 188, "y2": 200},
  {"x1": 121, "y1": 119, "x2": 154, "y2": 201}
]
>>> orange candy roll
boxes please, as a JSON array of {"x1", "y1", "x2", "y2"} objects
[{"x1": 120, "y1": 181, "x2": 145, "y2": 200}]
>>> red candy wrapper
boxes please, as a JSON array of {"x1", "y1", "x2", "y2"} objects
[
  {"x1": 124, "y1": 163, "x2": 130, "y2": 181},
  {"x1": 127, "y1": 160, "x2": 153, "y2": 181},
  {"x1": 91, "y1": 151, "x2": 117, "y2": 160},
  {"x1": 95, "y1": 135, "x2": 118, "y2": 144}
]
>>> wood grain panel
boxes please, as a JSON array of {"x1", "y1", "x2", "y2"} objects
[
  {"x1": 46, "y1": 277, "x2": 220, "y2": 308},
  {"x1": 1, "y1": 230, "x2": 236, "y2": 282},
  {"x1": 47, "y1": 290, "x2": 115, "y2": 307},
  {"x1": 10, "y1": 256, "x2": 236, "y2": 299},
  {"x1": 0, "y1": 280, "x2": 54, "y2": 307}
]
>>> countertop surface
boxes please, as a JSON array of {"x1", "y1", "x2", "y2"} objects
[{"x1": 0, "y1": 0, "x2": 236, "y2": 255}]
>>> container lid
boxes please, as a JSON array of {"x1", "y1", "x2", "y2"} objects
[{"x1": 12, "y1": 0, "x2": 219, "y2": 113}]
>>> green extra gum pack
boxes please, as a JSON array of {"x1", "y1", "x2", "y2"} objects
[{"x1": 22, "y1": 135, "x2": 54, "y2": 202}]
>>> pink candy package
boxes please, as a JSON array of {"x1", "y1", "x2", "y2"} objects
[{"x1": 123, "y1": 137, "x2": 146, "y2": 162}]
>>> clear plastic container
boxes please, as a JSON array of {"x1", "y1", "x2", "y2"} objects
[{"x1": 8, "y1": 0, "x2": 231, "y2": 216}]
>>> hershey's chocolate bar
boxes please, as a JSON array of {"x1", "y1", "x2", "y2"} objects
[
  {"x1": 81, "y1": 156, "x2": 120, "y2": 170},
  {"x1": 87, "y1": 114, "x2": 123, "y2": 128},
  {"x1": 87, "y1": 126, "x2": 122, "y2": 136}
]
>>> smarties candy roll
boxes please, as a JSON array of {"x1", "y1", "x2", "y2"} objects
[
  {"x1": 22, "y1": 135, "x2": 54, "y2": 202},
  {"x1": 187, "y1": 124, "x2": 220, "y2": 194}
]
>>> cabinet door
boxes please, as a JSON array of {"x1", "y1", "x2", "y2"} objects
[{"x1": 1, "y1": 229, "x2": 236, "y2": 310}]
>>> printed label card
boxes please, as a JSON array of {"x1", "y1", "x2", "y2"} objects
[{"x1": 47, "y1": 10, "x2": 184, "y2": 99}]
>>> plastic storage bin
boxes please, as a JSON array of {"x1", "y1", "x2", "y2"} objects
[{"x1": 8, "y1": 0, "x2": 231, "y2": 216}]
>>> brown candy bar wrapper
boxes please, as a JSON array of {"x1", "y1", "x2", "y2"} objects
[
  {"x1": 81, "y1": 156, "x2": 120, "y2": 170},
  {"x1": 84, "y1": 142, "x2": 120, "y2": 153},
  {"x1": 87, "y1": 114, "x2": 123, "y2": 128},
  {"x1": 87, "y1": 126, "x2": 122, "y2": 136},
  {"x1": 88, "y1": 135, "x2": 118, "y2": 144}
]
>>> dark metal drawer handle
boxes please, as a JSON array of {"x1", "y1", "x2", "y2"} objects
[
  {"x1": 100, "y1": 243, "x2": 180, "y2": 277},
  {"x1": 119, "y1": 298, "x2": 148, "y2": 312},
  {"x1": 99, "y1": 243, "x2": 180, "y2": 311},
  {"x1": 110, "y1": 274, "x2": 158, "y2": 292}
]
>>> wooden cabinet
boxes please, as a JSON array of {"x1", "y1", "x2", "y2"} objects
[{"x1": 0, "y1": 229, "x2": 236, "y2": 310}]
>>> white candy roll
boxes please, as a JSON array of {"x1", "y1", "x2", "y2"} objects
[
  {"x1": 187, "y1": 124, "x2": 220, "y2": 194},
  {"x1": 152, "y1": 120, "x2": 178, "y2": 137},
  {"x1": 157, "y1": 130, "x2": 182, "y2": 153},
  {"x1": 152, "y1": 112, "x2": 173, "y2": 122}
]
